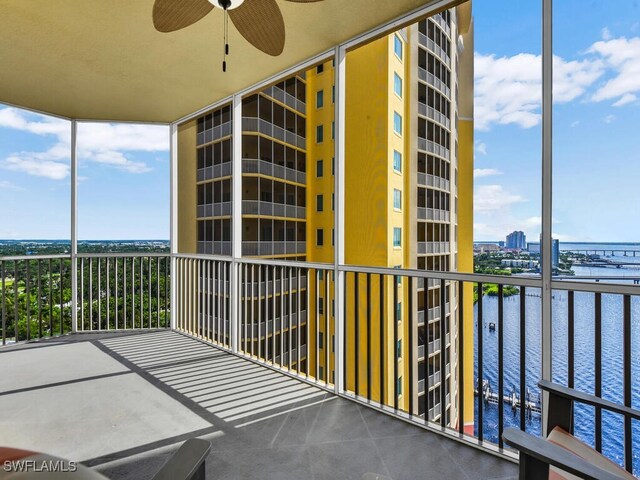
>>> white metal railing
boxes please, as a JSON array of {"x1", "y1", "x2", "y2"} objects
[
  {"x1": 417, "y1": 207, "x2": 450, "y2": 222},
  {"x1": 418, "y1": 137, "x2": 450, "y2": 160},
  {"x1": 197, "y1": 121, "x2": 233, "y2": 146},
  {"x1": 418, "y1": 102, "x2": 451, "y2": 129},
  {"x1": 417, "y1": 67, "x2": 451, "y2": 99},
  {"x1": 262, "y1": 85, "x2": 306, "y2": 114},
  {"x1": 417, "y1": 32, "x2": 451, "y2": 66},
  {"x1": 417, "y1": 172, "x2": 450, "y2": 191},
  {"x1": 242, "y1": 200, "x2": 306, "y2": 219},
  {"x1": 242, "y1": 158, "x2": 306, "y2": 184},
  {"x1": 242, "y1": 117, "x2": 306, "y2": 150}
]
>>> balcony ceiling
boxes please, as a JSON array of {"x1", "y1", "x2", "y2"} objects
[{"x1": 0, "y1": 0, "x2": 450, "y2": 124}]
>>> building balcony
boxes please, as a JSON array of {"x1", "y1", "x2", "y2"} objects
[
  {"x1": 418, "y1": 137, "x2": 450, "y2": 160},
  {"x1": 417, "y1": 67, "x2": 452, "y2": 99},
  {"x1": 418, "y1": 241, "x2": 450, "y2": 255},
  {"x1": 417, "y1": 171, "x2": 451, "y2": 191},
  {"x1": 242, "y1": 241, "x2": 306, "y2": 256},
  {"x1": 196, "y1": 121, "x2": 233, "y2": 146},
  {"x1": 242, "y1": 117, "x2": 306, "y2": 150},
  {"x1": 417, "y1": 32, "x2": 451, "y2": 66},
  {"x1": 417, "y1": 207, "x2": 451, "y2": 222},
  {"x1": 261, "y1": 85, "x2": 307, "y2": 115},
  {"x1": 197, "y1": 201, "x2": 232, "y2": 218},
  {"x1": 242, "y1": 158, "x2": 306, "y2": 185},
  {"x1": 418, "y1": 101, "x2": 451, "y2": 129},
  {"x1": 242, "y1": 200, "x2": 306, "y2": 220},
  {"x1": 2, "y1": 254, "x2": 639, "y2": 478},
  {"x1": 197, "y1": 161, "x2": 232, "y2": 182}
]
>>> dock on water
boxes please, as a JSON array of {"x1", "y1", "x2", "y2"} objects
[{"x1": 474, "y1": 379, "x2": 542, "y2": 415}]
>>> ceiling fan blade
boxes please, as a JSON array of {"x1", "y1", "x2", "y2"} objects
[
  {"x1": 229, "y1": 0, "x2": 285, "y2": 56},
  {"x1": 153, "y1": 0, "x2": 214, "y2": 33}
]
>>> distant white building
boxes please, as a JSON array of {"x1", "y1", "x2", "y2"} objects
[{"x1": 501, "y1": 259, "x2": 539, "y2": 268}]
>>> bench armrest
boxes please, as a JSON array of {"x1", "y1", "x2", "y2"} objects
[
  {"x1": 152, "y1": 438, "x2": 211, "y2": 480},
  {"x1": 538, "y1": 380, "x2": 640, "y2": 421},
  {"x1": 503, "y1": 428, "x2": 626, "y2": 480}
]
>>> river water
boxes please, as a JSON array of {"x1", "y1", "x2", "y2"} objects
[{"x1": 473, "y1": 243, "x2": 640, "y2": 471}]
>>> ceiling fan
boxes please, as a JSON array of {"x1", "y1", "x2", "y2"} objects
[{"x1": 153, "y1": 0, "x2": 324, "y2": 71}]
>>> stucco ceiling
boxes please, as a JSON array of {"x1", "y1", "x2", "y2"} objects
[{"x1": 0, "y1": 0, "x2": 450, "y2": 123}]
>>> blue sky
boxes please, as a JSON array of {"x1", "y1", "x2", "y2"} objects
[
  {"x1": 474, "y1": 0, "x2": 640, "y2": 242},
  {"x1": 0, "y1": 112, "x2": 169, "y2": 240},
  {"x1": 1, "y1": 0, "x2": 639, "y2": 242}
]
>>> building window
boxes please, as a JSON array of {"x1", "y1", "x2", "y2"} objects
[
  {"x1": 331, "y1": 121, "x2": 335, "y2": 140},
  {"x1": 394, "y1": 265, "x2": 402, "y2": 286},
  {"x1": 317, "y1": 194, "x2": 324, "y2": 212},
  {"x1": 393, "y1": 189, "x2": 402, "y2": 210},
  {"x1": 316, "y1": 159, "x2": 323, "y2": 177},
  {"x1": 332, "y1": 157, "x2": 335, "y2": 175},
  {"x1": 332, "y1": 228, "x2": 335, "y2": 246},
  {"x1": 396, "y1": 301, "x2": 402, "y2": 321},
  {"x1": 318, "y1": 297, "x2": 324, "y2": 314},
  {"x1": 316, "y1": 90, "x2": 324, "y2": 109},
  {"x1": 316, "y1": 125, "x2": 324, "y2": 143},
  {"x1": 393, "y1": 112, "x2": 402, "y2": 135},
  {"x1": 317, "y1": 64, "x2": 324, "y2": 74},
  {"x1": 393, "y1": 227, "x2": 402, "y2": 247},
  {"x1": 332, "y1": 193, "x2": 335, "y2": 211},
  {"x1": 317, "y1": 228, "x2": 324, "y2": 246},
  {"x1": 397, "y1": 339, "x2": 402, "y2": 359},
  {"x1": 397, "y1": 376, "x2": 403, "y2": 396},
  {"x1": 393, "y1": 72, "x2": 403, "y2": 98},
  {"x1": 393, "y1": 150, "x2": 402, "y2": 173},
  {"x1": 332, "y1": 85, "x2": 335, "y2": 103},
  {"x1": 319, "y1": 366, "x2": 324, "y2": 380},
  {"x1": 394, "y1": 35, "x2": 403, "y2": 60}
]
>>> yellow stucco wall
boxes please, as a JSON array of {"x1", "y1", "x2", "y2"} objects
[{"x1": 178, "y1": 119, "x2": 197, "y2": 254}]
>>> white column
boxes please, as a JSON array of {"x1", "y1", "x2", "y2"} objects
[
  {"x1": 70, "y1": 120, "x2": 78, "y2": 333},
  {"x1": 170, "y1": 123, "x2": 178, "y2": 330},
  {"x1": 541, "y1": 0, "x2": 553, "y2": 433},
  {"x1": 230, "y1": 94, "x2": 243, "y2": 353},
  {"x1": 334, "y1": 45, "x2": 347, "y2": 395}
]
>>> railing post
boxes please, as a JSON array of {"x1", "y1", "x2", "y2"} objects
[
  {"x1": 70, "y1": 119, "x2": 78, "y2": 333},
  {"x1": 170, "y1": 122, "x2": 178, "y2": 330},
  {"x1": 230, "y1": 93, "x2": 243, "y2": 353},
  {"x1": 334, "y1": 45, "x2": 346, "y2": 395},
  {"x1": 541, "y1": 0, "x2": 553, "y2": 433}
]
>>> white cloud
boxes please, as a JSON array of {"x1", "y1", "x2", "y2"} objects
[
  {"x1": 603, "y1": 114, "x2": 616, "y2": 123},
  {"x1": 570, "y1": 120, "x2": 580, "y2": 127},
  {"x1": 475, "y1": 141, "x2": 487, "y2": 155},
  {"x1": 612, "y1": 93, "x2": 637, "y2": 106},
  {"x1": 589, "y1": 36, "x2": 640, "y2": 105},
  {"x1": 474, "y1": 168, "x2": 502, "y2": 178},
  {"x1": 475, "y1": 52, "x2": 604, "y2": 130},
  {"x1": 474, "y1": 184, "x2": 526, "y2": 212},
  {"x1": 601, "y1": 27, "x2": 612, "y2": 40},
  {"x1": 0, "y1": 108, "x2": 168, "y2": 179},
  {"x1": 4, "y1": 154, "x2": 70, "y2": 180}
]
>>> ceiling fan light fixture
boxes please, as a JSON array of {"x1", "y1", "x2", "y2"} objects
[{"x1": 207, "y1": 0, "x2": 245, "y2": 10}]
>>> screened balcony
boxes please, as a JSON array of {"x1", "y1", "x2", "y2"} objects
[{"x1": 2, "y1": 0, "x2": 640, "y2": 479}]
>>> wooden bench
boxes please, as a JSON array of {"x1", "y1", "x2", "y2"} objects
[
  {"x1": 503, "y1": 380, "x2": 639, "y2": 480},
  {"x1": 152, "y1": 438, "x2": 211, "y2": 480}
]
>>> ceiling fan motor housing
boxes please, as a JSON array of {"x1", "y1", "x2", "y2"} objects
[{"x1": 209, "y1": 0, "x2": 245, "y2": 10}]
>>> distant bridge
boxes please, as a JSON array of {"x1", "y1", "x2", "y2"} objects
[{"x1": 565, "y1": 249, "x2": 640, "y2": 257}]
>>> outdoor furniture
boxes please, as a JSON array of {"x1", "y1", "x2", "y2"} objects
[
  {"x1": 151, "y1": 438, "x2": 211, "y2": 480},
  {"x1": 503, "y1": 380, "x2": 639, "y2": 480},
  {"x1": 0, "y1": 439, "x2": 211, "y2": 480}
]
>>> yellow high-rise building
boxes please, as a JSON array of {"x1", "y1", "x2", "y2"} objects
[{"x1": 177, "y1": 3, "x2": 473, "y2": 428}]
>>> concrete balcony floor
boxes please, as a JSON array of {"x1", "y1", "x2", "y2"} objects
[{"x1": 0, "y1": 331, "x2": 517, "y2": 480}]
